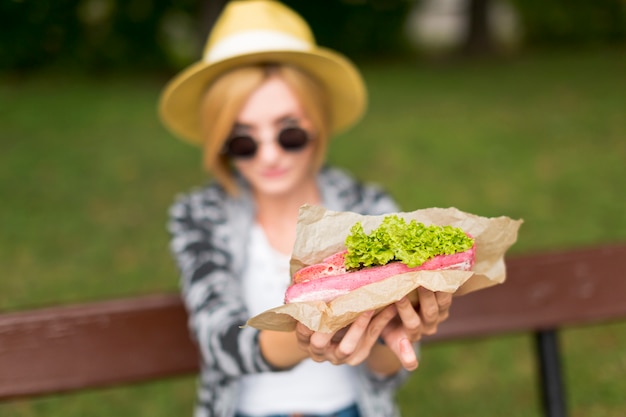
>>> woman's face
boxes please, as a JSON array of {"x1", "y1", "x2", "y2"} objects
[{"x1": 230, "y1": 76, "x2": 317, "y2": 198}]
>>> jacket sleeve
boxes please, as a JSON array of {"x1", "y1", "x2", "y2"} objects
[{"x1": 167, "y1": 187, "x2": 278, "y2": 379}]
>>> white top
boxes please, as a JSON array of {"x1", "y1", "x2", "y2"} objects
[{"x1": 237, "y1": 224, "x2": 357, "y2": 416}]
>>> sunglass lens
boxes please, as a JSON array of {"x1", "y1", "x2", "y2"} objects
[
  {"x1": 226, "y1": 136, "x2": 257, "y2": 158},
  {"x1": 278, "y1": 127, "x2": 309, "y2": 151}
]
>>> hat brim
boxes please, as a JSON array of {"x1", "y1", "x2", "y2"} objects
[{"x1": 158, "y1": 47, "x2": 367, "y2": 145}]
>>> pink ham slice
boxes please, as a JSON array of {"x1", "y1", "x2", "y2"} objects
[
  {"x1": 292, "y1": 251, "x2": 349, "y2": 284},
  {"x1": 284, "y1": 245, "x2": 475, "y2": 303}
]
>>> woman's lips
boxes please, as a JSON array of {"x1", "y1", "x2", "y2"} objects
[{"x1": 261, "y1": 167, "x2": 289, "y2": 178}]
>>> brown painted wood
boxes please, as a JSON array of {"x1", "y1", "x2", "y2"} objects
[
  {"x1": 0, "y1": 294, "x2": 199, "y2": 400},
  {"x1": 0, "y1": 243, "x2": 624, "y2": 401},
  {"x1": 428, "y1": 243, "x2": 626, "y2": 343}
]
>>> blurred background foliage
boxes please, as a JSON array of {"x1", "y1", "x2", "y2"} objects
[{"x1": 2, "y1": 0, "x2": 625, "y2": 73}]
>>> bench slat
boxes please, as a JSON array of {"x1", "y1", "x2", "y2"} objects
[
  {"x1": 1, "y1": 243, "x2": 624, "y2": 400},
  {"x1": 0, "y1": 294, "x2": 198, "y2": 400},
  {"x1": 429, "y1": 243, "x2": 626, "y2": 342}
]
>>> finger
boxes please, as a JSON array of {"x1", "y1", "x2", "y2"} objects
[
  {"x1": 309, "y1": 330, "x2": 333, "y2": 349},
  {"x1": 379, "y1": 332, "x2": 419, "y2": 371},
  {"x1": 398, "y1": 338, "x2": 419, "y2": 371},
  {"x1": 417, "y1": 287, "x2": 440, "y2": 334},
  {"x1": 336, "y1": 310, "x2": 375, "y2": 359},
  {"x1": 366, "y1": 304, "x2": 398, "y2": 343},
  {"x1": 295, "y1": 322, "x2": 314, "y2": 348},
  {"x1": 394, "y1": 296, "x2": 422, "y2": 341},
  {"x1": 436, "y1": 291, "x2": 453, "y2": 320},
  {"x1": 307, "y1": 330, "x2": 335, "y2": 362},
  {"x1": 342, "y1": 307, "x2": 397, "y2": 366}
]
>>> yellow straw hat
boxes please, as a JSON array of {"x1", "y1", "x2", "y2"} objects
[{"x1": 158, "y1": 0, "x2": 367, "y2": 145}]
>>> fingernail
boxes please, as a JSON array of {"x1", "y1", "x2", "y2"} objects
[{"x1": 401, "y1": 339, "x2": 416, "y2": 361}]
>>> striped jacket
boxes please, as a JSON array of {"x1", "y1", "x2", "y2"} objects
[{"x1": 168, "y1": 166, "x2": 410, "y2": 417}]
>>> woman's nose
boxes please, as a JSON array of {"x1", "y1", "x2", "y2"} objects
[{"x1": 255, "y1": 130, "x2": 282, "y2": 162}]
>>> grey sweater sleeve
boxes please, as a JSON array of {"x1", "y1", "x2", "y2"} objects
[{"x1": 168, "y1": 186, "x2": 277, "y2": 378}]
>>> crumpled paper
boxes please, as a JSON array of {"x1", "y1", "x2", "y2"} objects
[{"x1": 246, "y1": 205, "x2": 523, "y2": 333}]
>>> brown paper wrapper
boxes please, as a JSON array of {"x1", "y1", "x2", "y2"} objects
[{"x1": 246, "y1": 205, "x2": 523, "y2": 333}]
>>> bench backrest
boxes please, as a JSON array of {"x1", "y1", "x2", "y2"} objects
[{"x1": 1, "y1": 243, "x2": 625, "y2": 401}]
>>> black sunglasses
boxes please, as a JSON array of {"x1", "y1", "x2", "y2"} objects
[{"x1": 222, "y1": 127, "x2": 311, "y2": 159}]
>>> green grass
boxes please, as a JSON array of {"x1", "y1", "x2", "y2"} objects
[{"x1": 1, "y1": 47, "x2": 625, "y2": 416}]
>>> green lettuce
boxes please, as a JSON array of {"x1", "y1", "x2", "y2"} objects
[{"x1": 344, "y1": 215, "x2": 474, "y2": 270}]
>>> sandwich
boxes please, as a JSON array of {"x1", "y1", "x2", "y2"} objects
[{"x1": 284, "y1": 215, "x2": 476, "y2": 303}]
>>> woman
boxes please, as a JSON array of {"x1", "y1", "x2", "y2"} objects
[{"x1": 159, "y1": 2, "x2": 452, "y2": 417}]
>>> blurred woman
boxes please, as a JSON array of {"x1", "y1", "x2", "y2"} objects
[{"x1": 158, "y1": 2, "x2": 452, "y2": 416}]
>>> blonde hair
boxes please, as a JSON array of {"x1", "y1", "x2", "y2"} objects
[{"x1": 200, "y1": 64, "x2": 331, "y2": 195}]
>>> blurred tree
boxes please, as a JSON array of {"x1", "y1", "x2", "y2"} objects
[
  {"x1": 197, "y1": 0, "x2": 228, "y2": 44},
  {"x1": 0, "y1": 0, "x2": 414, "y2": 73},
  {"x1": 463, "y1": 0, "x2": 496, "y2": 55},
  {"x1": 0, "y1": 0, "x2": 200, "y2": 73},
  {"x1": 1, "y1": 0, "x2": 624, "y2": 73},
  {"x1": 0, "y1": 1, "x2": 81, "y2": 71},
  {"x1": 510, "y1": 0, "x2": 626, "y2": 47},
  {"x1": 282, "y1": 0, "x2": 414, "y2": 59}
]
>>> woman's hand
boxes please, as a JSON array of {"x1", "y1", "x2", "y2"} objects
[
  {"x1": 386, "y1": 287, "x2": 453, "y2": 341},
  {"x1": 376, "y1": 288, "x2": 453, "y2": 370},
  {"x1": 294, "y1": 287, "x2": 453, "y2": 373},
  {"x1": 294, "y1": 306, "x2": 399, "y2": 367}
]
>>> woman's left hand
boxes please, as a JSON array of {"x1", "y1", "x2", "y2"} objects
[
  {"x1": 387, "y1": 287, "x2": 453, "y2": 340},
  {"x1": 376, "y1": 287, "x2": 453, "y2": 370}
]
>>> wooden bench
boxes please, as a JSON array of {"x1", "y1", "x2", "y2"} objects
[{"x1": 1, "y1": 243, "x2": 625, "y2": 417}]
